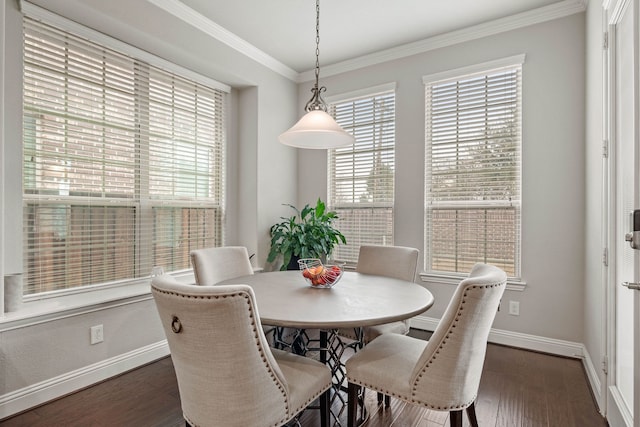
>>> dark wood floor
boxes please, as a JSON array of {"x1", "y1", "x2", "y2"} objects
[{"x1": 0, "y1": 331, "x2": 607, "y2": 427}]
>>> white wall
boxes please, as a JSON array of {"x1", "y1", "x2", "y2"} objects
[
  {"x1": 0, "y1": 0, "x2": 5, "y2": 315},
  {"x1": 298, "y1": 13, "x2": 587, "y2": 343},
  {"x1": 583, "y1": 0, "x2": 606, "y2": 410},
  {"x1": 2, "y1": 3, "x2": 23, "y2": 278}
]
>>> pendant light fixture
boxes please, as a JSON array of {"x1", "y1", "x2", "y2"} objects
[{"x1": 279, "y1": 0, "x2": 355, "y2": 149}]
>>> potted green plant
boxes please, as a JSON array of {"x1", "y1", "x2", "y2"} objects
[{"x1": 267, "y1": 198, "x2": 347, "y2": 271}]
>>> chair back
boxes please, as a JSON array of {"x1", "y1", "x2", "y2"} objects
[
  {"x1": 190, "y1": 246, "x2": 253, "y2": 286},
  {"x1": 151, "y1": 275, "x2": 290, "y2": 426},
  {"x1": 356, "y1": 245, "x2": 419, "y2": 282},
  {"x1": 410, "y1": 263, "x2": 507, "y2": 409}
]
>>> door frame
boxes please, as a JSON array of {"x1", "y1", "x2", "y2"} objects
[{"x1": 603, "y1": 0, "x2": 639, "y2": 426}]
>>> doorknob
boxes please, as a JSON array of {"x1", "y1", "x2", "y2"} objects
[
  {"x1": 624, "y1": 232, "x2": 639, "y2": 249},
  {"x1": 621, "y1": 282, "x2": 640, "y2": 290},
  {"x1": 625, "y1": 210, "x2": 640, "y2": 249}
]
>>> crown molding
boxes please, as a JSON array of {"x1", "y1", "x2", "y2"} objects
[
  {"x1": 146, "y1": 0, "x2": 299, "y2": 81},
  {"x1": 297, "y1": 0, "x2": 587, "y2": 82},
  {"x1": 146, "y1": 0, "x2": 586, "y2": 84}
]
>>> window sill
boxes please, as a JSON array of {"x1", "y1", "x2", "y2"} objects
[
  {"x1": 0, "y1": 271, "x2": 196, "y2": 332},
  {"x1": 419, "y1": 272, "x2": 526, "y2": 291}
]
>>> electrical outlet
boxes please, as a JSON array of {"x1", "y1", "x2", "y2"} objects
[
  {"x1": 90, "y1": 324, "x2": 104, "y2": 345},
  {"x1": 508, "y1": 301, "x2": 520, "y2": 316}
]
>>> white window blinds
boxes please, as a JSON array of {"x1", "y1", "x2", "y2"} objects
[
  {"x1": 23, "y1": 17, "x2": 225, "y2": 294},
  {"x1": 424, "y1": 60, "x2": 522, "y2": 277},
  {"x1": 328, "y1": 89, "x2": 395, "y2": 263}
]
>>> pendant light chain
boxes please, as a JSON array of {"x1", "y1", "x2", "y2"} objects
[
  {"x1": 277, "y1": 0, "x2": 354, "y2": 149},
  {"x1": 314, "y1": 0, "x2": 320, "y2": 84},
  {"x1": 305, "y1": 0, "x2": 327, "y2": 112}
]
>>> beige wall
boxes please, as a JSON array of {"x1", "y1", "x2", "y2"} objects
[
  {"x1": 0, "y1": 0, "x2": 608, "y2": 419},
  {"x1": 298, "y1": 13, "x2": 587, "y2": 343},
  {"x1": 0, "y1": 0, "x2": 297, "y2": 414},
  {"x1": 0, "y1": 298, "x2": 165, "y2": 393}
]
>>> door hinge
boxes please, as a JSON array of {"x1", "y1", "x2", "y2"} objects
[
  {"x1": 602, "y1": 139, "x2": 609, "y2": 158},
  {"x1": 602, "y1": 247, "x2": 608, "y2": 267},
  {"x1": 602, "y1": 355, "x2": 608, "y2": 374},
  {"x1": 603, "y1": 31, "x2": 609, "y2": 50}
]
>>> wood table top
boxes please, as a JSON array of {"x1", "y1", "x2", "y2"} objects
[{"x1": 218, "y1": 270, "x2": 435, "y2": 329}]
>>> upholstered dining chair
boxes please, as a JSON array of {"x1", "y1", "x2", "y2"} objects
[
  {"x1": 151, "y1": 274, "x2": 332, "y2": 427},
  {"x1": 190, "y1": 245, "x2": 281, "y2": 341},
  {"x1": 353, "y1": 245, "x2": 419, "y2": 342},
  {"x1": 345, "y1": 263, "x2": 507, "y2": 427},
  {"x1": 338, "y1": 244, "x2": 419, "y2": 405},
  {"x1": 190, "y1": 246, "x2": 253, "y2": 286}
]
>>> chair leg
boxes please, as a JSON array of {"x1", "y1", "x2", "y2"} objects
[
  {"x1": 466, "y1": 402, "x2": 479, "y2": 427},
  {"x1": 319, "y1": 387, "x2": 330, "y2": 427},
  {"x1": 449, "y1": 409, "x2": 463, "y2": 427},
  {"x1": 376, "y1": 391, "x2": 391, "y2": 407},
  {"x1": 348, "y1": 382, "x2": 360, "y2": 427}
]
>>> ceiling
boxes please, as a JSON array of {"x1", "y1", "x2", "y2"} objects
[
  {"x1": 25, "y1": 0, "x2": 586, "y2": 84},
  {"x1": 156, "y1": 0, "x2": 581, "y2": 75}
]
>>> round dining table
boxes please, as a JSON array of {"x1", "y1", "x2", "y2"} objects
[
  {"x1": 219, "y1": 270, "x2": 435, "y2": 426},
  {"x1": 218, "y1": 270, "x2": 435, "y2": 330}
]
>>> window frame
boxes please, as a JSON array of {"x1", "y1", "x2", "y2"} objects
[
  {"x1": 422, "y1": 55, "x2": 525, "y2": 284},
  {"x1": 20, "y1": 5, "x2": 229, "y2": 301},
  {"x1": 326, "y1": 83, "x2": 397, "y2": 265}
]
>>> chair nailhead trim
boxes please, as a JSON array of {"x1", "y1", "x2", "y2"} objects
[
  {"x1": 152, "y1": 286, "x2": 291, "y2": 422},
  {"x1": 409, "y1": 280, "x2": 506, "y2": 407}
]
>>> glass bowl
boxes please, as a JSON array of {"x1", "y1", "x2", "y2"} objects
[{"x1": 297, "y1": 258, "x2": 343, "y2": 288}]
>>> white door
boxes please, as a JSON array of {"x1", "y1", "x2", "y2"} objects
[{"x1": 607, "y1": 0, "x2": 640, "y2": 426}]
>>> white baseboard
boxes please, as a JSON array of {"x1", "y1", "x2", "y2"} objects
[
  {"x1": 411, "y1": 315, "x2": 584, "y2": 357},
  {"x1": 0, "y1": 340, "x2": 170, "y2": 420},
  {"x1": 0, "y1": 320, "x2": 607, "y2": 422},
  {"x1": 607, "y1": 386, "x2": 633, "y2": 427},
  {"x1": 581, "y1": 346, "x2": 604, "y2": 415},
  {"x1": 411, "y1": 315, "x2": 605, "y2": 413}
]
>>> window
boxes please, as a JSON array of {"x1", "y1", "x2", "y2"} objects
[
  {"x1": 23, "y1": 17, "x2": 226, "y2": 295},
  {"x1": 328, "y1": 85, "x2": 395, "y2": 263},
  {"x1": 423, "y1": 57, "x2": 523, "y2": 278}
]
